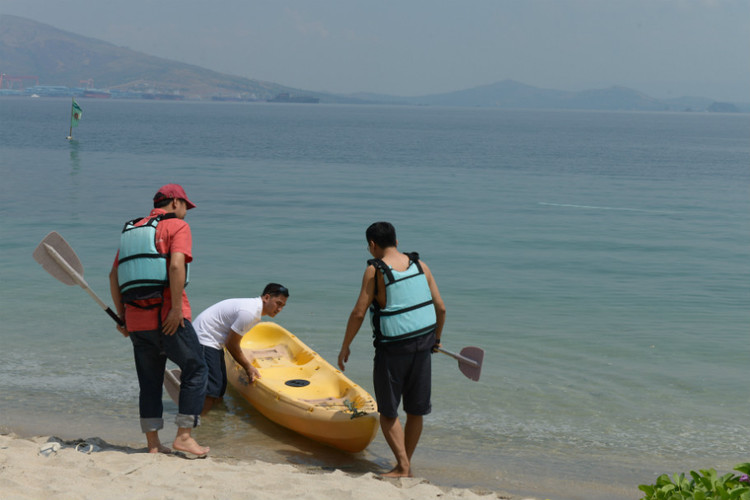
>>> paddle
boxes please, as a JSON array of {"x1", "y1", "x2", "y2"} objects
[
  {"x1": 437, "y1": 346, "x2": 484, "y2": 381},
  {"x1": 33, "y1": 231, "x2": 124, "y2": 327}
]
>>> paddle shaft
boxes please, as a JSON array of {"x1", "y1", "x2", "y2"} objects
[
  {"x1": 437, "y1": 347, "x2": 480, "y2": 368},
  {"x1": 42, "y1": 242, "x2": 124, "y2": 327}
]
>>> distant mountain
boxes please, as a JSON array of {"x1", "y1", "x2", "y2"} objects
[
  {"x1": 0, "y1": 14, "x2": 327, "y2": 101},
  {"x1": 351, "y1": 80, "x2": 747, "y2": 112},
  {"x1": 1, "y1": 14, "x2": 746, "y2": 111}
]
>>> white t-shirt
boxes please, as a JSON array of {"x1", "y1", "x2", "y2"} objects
[{"x1": 193, "y1": 297, "x2": 263, "y2": 349}]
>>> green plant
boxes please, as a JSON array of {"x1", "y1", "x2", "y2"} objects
[{"x1": 639, "y1": 463, "x2": 750, "y2": 500}]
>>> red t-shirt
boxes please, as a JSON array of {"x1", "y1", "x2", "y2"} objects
[{"x1": 114, "y1": 208, "x2": 193, "y2": 332}]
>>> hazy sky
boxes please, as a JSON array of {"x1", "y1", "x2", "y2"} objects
[{"x1": 3, "y1": 0, "x2": 749, "y2": 101}]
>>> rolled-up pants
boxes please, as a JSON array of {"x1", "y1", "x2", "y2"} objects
[{"x1": 129, "y1": 319, "x2": 207, "y2": 433}]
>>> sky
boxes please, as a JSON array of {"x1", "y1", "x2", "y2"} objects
[{"x1": 2, "y1": 0, "x2": 749, "y2": 101}]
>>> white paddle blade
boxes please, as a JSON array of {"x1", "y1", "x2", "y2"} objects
[
  {"x1": 33, "y1": 231, "x2": 85, "y2": 286},
  {"x1": 164, "y1": 369, "x2": 182, "y2": 405},
  {"x1": 33, "y1": 231, "x2": 125, "y2": 327}
]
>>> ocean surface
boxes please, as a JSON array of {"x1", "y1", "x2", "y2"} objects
[{"x1": 1, "y1": 98, "x2": 748, "y2": 500}]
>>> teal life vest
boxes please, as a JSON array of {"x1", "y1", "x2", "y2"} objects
[
  {"x1": 368, "y1": 252, "x2": 437, "y2": 344},
  {"x1": 117, "y1": 213, "x2": 189, "y2": 305}
]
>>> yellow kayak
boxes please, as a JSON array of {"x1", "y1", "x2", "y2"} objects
[{"x1": 224, "y1": 322, "x2": 379, "y2": 452}]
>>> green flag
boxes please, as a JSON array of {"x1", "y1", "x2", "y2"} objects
[{"x1": 70, "y1": 99, "x2": 83, "y2": 128}]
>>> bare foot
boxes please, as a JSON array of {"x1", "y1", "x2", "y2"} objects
[
  {"x1": 172, "y1": 435, "x2": 209, "y2": 457},
  {"x1": 145, "y1": 432, "x2": 171, "y2": 455},
  {"x1": 381, "y1": 466, "x2": 412, "y2": 478},
  {"x1": 148, "y1": 444, "x2": 173, "y2": 455}
]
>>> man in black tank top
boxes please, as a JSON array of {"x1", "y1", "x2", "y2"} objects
[{"x1": 338, "y1": 222, "x2": 446, "y2": 478}]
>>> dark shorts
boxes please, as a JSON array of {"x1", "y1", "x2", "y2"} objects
[
  {"x1": 373, "y1": 332, "x2": 435, "y2": 418},
  {"x1": 202, "y1": 345, "x2": 227, "y2": 398}
]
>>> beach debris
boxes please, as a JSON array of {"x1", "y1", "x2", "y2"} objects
[
  {"x1": 38, "y1": 441, "x2": 61, "y2": 457},
  {"x1": 344, "y1": 398, "x2": 367, "y2": 419},
  {"x1": 75, "y1": 442, "x2": 101, "y2": 454}
]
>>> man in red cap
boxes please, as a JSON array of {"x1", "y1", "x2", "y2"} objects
[{"x1": 109, "y1": 184, "x2": 209, "y2": 457}]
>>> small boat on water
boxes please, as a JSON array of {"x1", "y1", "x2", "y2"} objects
[{"x1": 224, "y1": 322, "x2": 379, "y2": 452}]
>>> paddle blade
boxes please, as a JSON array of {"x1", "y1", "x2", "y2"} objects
[
  {"x1": 33, "y1": 231, "x2": 84, "y2": 286},
  {"x1": 163, "y1": 369, "x2": 182, "y2": 405},
  {"x1": 457, "y1": 346, "x2": 484, "y2": 381}
]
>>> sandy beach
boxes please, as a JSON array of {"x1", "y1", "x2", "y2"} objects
[{"x1": 0, "y1": 433, "x2": 512, "y2": 500}]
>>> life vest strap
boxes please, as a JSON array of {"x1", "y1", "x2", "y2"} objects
[
  {"x1": 377, "y1": 299, "x2": 434, "y2": 317},
  {"x1": 118, "y1": 252, "x2": 168, "y2": 265}
]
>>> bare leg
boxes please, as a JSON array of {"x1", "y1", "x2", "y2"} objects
[
  {"x1": 172, "y1": 427, "x2": 209, "y2": 457},
  {"x1": 201, "y1": 396, "x2": 219, "y2": 416},
  {"x1": 145, "y1": 431, "x2": 172, "y2": 454},
  {"x1": 379, "y1": 415, "x2": 411, "y2": 477},
  {"x1": 403, "y1": 413, "x2": 423, "y2": 460}
]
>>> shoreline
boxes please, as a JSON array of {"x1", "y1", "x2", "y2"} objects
[
  {"x1": 0, "y1": 406, "x2": 656, "y2": 500},
  {"x1": 0, "y1": 433, "x2": 512, "y2": 500}
]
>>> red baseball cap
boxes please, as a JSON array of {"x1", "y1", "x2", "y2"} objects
[{"x1": 153, "y1": 184, "x2": 196, "y2": 209}]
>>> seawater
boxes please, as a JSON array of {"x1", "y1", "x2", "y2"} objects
[{"x1": 1, "y1": 99, "x2": 748, "y2": 500}]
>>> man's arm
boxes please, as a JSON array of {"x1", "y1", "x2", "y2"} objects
[
  {"x1": 162, "y1": 252, "x2": 186, "y2": 336},
  {"x1": 108, "y1": 261, "x2": 128, "y2": 338},
  {"x1": 422, "y1": 262, "x2": 446, "y2": 348},
  {"x1": 338, "y1": 266, "x2": 376, "y2": 371},
  {"x1": 226, "y1": 330, "x2": 261, "y2": 382}
]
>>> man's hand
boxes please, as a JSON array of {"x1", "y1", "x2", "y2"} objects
[
  {"x1": 337, "y1": 346, "x2": 350, "y2": 371},
  {"x1": 116, "y1": 323, "x2": 129, "y2": 338},
  {"x1": 246, "y1": 365, "x2": 261, "y2": 383},
  {"x1": 162, "y1": 308, "x2": 184, "y2": 336}
]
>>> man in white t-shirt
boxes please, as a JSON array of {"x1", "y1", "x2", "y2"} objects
[{"x1": 193, "y1": 283, "x2": 289, "y2": 415}]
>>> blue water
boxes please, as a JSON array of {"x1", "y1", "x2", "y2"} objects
[{"x1": 1, "y1": 98, "x2": 748, "y2": 500}]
